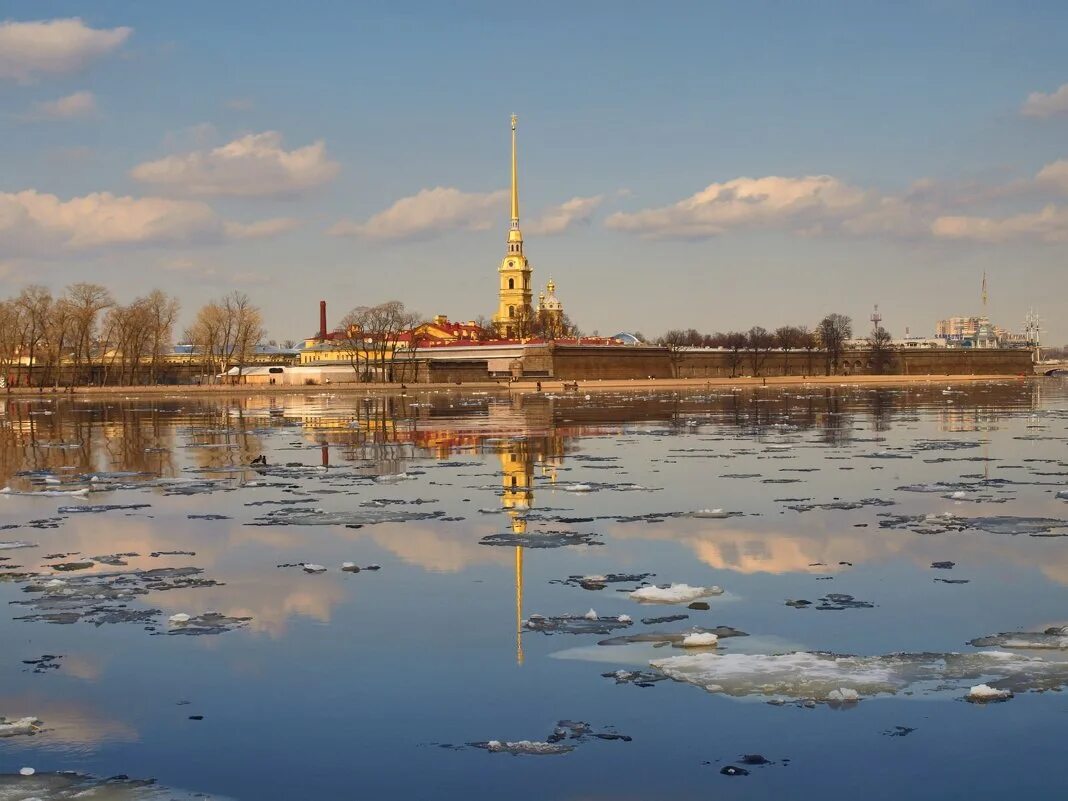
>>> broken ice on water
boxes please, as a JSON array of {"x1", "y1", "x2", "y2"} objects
[
  {"x1": 649, "y1": 649, "x2": 1068, "y2": 702},
  {"x1": 878, "y1": 513, "x2": 1068, "y2": 537},
  {"x1": 551, "y1": 573, "x2": 654, "y2": 590},
  {"x1": 0, "y1": 772, "x2": 231, "y2": 799},
  {"x1": 0, "y1": 716, "x2": 41, "y2": 737},
  {"x1": 480, "y1": 530, "x2": 603, "y2": 548},
  {"x1": 247, "y1": 506, "x2": 444, "y2": 527},
  {"x1": 469, "y1": 719, "x2": 631, "y2": 756},
  {"x1": 9, "y1": 567, "x2": 230, "y2": 630}
]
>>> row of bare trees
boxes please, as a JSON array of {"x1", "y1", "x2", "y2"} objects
[
  {"x1": 657, "y1": 314, "x2": 896, "y2": 376},
  {"x1": 0, "y1": 284, "x2": 271, "y2": 388},
  {"x1": 0, "y1": 284, "x2": 181, "y2": 388}
]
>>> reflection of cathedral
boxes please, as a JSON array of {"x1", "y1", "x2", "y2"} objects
[{"x1": 495, "y1": 433, "x2": 564, "y2": 664}]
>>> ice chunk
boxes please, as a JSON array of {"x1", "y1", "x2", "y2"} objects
[
  {"x1": 967, "y1": 684, "x2": 1012, "y2": 702},
  {"x1": 681, "y1": 632, "x2": 719, "y2": 647},
  {"x1": 478, "y1": 739, "x2": 573, "y2": 755},
  {"x1": 651, "y1": 649, "x2": 1068, "y2": 702},
  {"x1": 0, "y1": 716, "x2": 40, "y2": 737},
  {"x1": 629, "y1": 583, "x2": 724, "y2": 604},
  {"x1": 0, "y1": 486, "x2": 90, "y2": 497},
  {"x1": 18, "y1": 767, "x2": 34, "y2": 776},
  {"x1": 302, "y1": 564, "x2": 327, "y2": 573},
  {"x1": 827, "y1": 687, "x2": 860, "y2": 703},
  {"x1": 524, "y1": 612, "x2": 633, "y2": 636},
  {"x1": 564, "y1": 483, "x2": 594, "y2": 493},
  {"x1": 969, "y1": 627, "x2": 1068, "y2": 649},
  {"x1": 584, "y1": 608, "x2": 599, "y2": 620},
  {"x1": 169, "y1": 613, "x2": 192, "y2": 624},
  {"x1": 0, "y1": 541, "x2": 35, "y2": 550}
]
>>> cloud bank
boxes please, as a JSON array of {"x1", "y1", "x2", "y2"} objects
[
  {"x1": 0, "y1": 190, "x2": 294, "y2": 255},
  {"x1": 1021, "y1": 83, "x2": 1068, "y2": 118},
  {"x1": 0, "y1": 18, "x2": 131, "y2": 82},
  {"x1": 131, "y1": 132, "x2": 339, "y2": 197}
]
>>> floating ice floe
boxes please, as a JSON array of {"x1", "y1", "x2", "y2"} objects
[
  {"x1": 649, "y1": 649, "x2": 1068, "y2": 702},
  {"x1": 552, "y1": 572, "x2": 654, "y2": 590},
  {"x1": 682, "y1": 632, "x2": 719, "y2": 647},
  {"x1": 563, "y1": 483, "x2": 594, "y2": 493},
  {"x1": 967, "y1": 684, "x2": 1012, "y2": 702},
  {"x1": 57, "y1": 504, "x2": 151, "y2": 514},
  {"x1": 164, "y1": 611, "x2": 252, "y2": 636},
  {"x1": 524, "y1": 612, "x2": 634, "y2": 636},
  {"x1": 691, "y1": 508, "x2": 730, "y2": 518},
  {"x1": 0, "y1": 716, "x2": 40, "y2": 737},
  {"x1": 0, "y1": 541, "x2": 35, "y2": 551},
  {"x1": 480, "y1": 530, "x2": 603, "y2": 549},
  {"x1": 248, "y1": 507, "x2": 444, "y2": 527},
  {"x1": 878, "y1": 513, "x2": 1068, "y2": 537},
  {"x1": 969, "y1": 627, "x2": 1068, "y2": 649},
  {"x1": 598, "y1": 626, "x2": 747, "y2": 648},
  {"x1": 0, "y1": 487, "x2": 90, "y2": 497},
  {"x1": 628, "y1": 583, "x2": 724, "y2": 605},
  {"x1": 470, "y1": 720, "x2": 630, "y2": 756}
]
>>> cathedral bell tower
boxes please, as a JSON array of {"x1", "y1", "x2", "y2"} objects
[{"x1": 493, "y1": 114, "x2": 533, "y2": 339}]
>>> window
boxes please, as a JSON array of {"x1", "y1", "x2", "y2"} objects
[
  {"x1": 508, "y1": 306, "x2": 515, "y2": 318},
  {"x1": 508, "y1": 278, "x2": 514, "y2": 289},
  {"x1": 268, "y1": 367, "x2": 284, "y2": 374}
]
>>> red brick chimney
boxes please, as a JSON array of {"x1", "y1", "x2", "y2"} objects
[{"x1": 319, "y1": 300, "x2": 327, "y2": 340}]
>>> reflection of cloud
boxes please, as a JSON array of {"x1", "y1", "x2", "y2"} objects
[
  {"x1": 61, "y1": 653, "x2": 104, "y2": 681},
  {"x1": 364, "y1": 524, "x2": 512, "y2": 573},
  {"x1": 609, "y1": 516, "x2": 1068, "y2": 588},
  {"x1": 0, "y1": 694, "x2": 136, "y2": 746}
]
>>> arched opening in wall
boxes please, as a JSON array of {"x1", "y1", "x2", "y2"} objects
[
  {"x1": 508, "y1": 278, "x2": 514, "y2": 289},
  {"x1": 854, "y1": 360, "x2": 863, "y2": 371}
]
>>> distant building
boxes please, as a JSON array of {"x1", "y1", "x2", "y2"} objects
[{"x1": 934, "y1": 316, "x2": 1029, "y2": 348}]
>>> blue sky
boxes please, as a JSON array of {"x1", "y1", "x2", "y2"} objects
[{"x1": 1, "y1": 1, "x2": 1066, "y2": 343}]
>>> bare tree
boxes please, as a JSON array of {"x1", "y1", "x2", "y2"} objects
[
  {"x1": 65, "y1": 283, "x2": 113, "y2": 386},
  {"x1": 14, "y1": 286, "x2": 53, "y2": 387},
  {"x1": 747, "y1": 326, "x2": 774, "y2": 376},
  {"x1": 724, "y1": 331, "x2": 747, "y2": 377},
  {"x1": 225, "y1": 292, "x2": 265, "y2": 381},
  {"x1": 774, "y1": 325, "x2": 803, "y2": 376},
  {"x1": 798, "y1": 326, "x2": 818, "y2": 376},
  {"x1": 186, "y1": 301, "x2": 228, "y2": 382},
  {"x1": 816, "y1": 313, "x2": 852, "y2": 376},
  {"x1": 338, "y1": 305, "x2": 372, "y2": 380},
  {"x1": 0, "y1": 300, "x2": 23, "y2": 391},
  {"x1": 145, "y1": 290, "x2": 180, "y2": 384},
  {"x1": 867, "y1": 326, "x2": 895, "y2": 374}
]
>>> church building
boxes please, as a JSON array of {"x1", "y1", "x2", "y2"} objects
[{"x1": 492, "y1": 115, "x2": 564, "y2": 339}]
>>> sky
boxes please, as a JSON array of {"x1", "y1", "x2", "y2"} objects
[{"x1": 1, "y1": 1, "x2": 1066, "y2": 344}]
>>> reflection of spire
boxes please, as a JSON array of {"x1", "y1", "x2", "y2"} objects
[{"x1": 515, "y1": 545, "x2": 524, "y2": 665}]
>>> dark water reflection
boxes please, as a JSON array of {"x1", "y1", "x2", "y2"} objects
[{"x1": 2, "y1": 380, "x2": 1068, "y2": 799}]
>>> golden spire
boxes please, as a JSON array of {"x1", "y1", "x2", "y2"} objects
[{"x1": 510, "y1": 114, "x2": 520, "y2": 228}]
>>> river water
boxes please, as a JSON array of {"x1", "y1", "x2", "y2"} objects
[{"x1": 2, "y1": 379, "x2": 1068, "y2": 799}]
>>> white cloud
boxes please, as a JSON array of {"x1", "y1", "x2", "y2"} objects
[
  {"x1": 0, "y1": 189, "x2": 294, "y2": 255},
  {"x1": 1036, "y1": 159, "x2": 1068, "y2": 193},
  {"x1": 931, "y1": 205, "x2": 1068, "y2": 243},
  {"x1": 526, "y1": 195, "x2": 605, "y2": 235},
  {"x1": 23, "y1": 90, "x2": 96, "y2": 120},
  {"x1": 131, "y1": 131, "x2": 339, "y2": 197},
  {"x1": 605, "y1": 175, "x2": 867, "y2": 238},
  {"x1": 331, "y1": 187, "x2": 507, "y2": 240},
  {"x1": 224, "y1": 217, "x2": 301, "y2": 239},
  {"x1": 1021, "y1": 83, "x2": 1068, "y2": 118},
  {"x1": 0, "y1": 18, "x2": 131, "y2": 82}
]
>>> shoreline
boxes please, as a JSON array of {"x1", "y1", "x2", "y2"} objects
[{"x1": 0, "y1": 372, "x2": 1038, "y2": 399}]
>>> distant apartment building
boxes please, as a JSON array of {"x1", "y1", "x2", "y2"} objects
[{"x1": 934, "y1": 316, "x2": 1028, "y2": 348}]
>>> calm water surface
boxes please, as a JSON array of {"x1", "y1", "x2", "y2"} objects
[{"x1": 2, "y1": 380, "x2": 1068, "y2": 800}]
